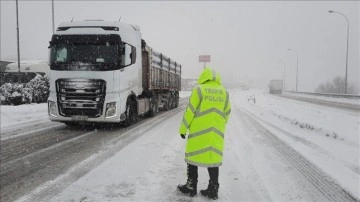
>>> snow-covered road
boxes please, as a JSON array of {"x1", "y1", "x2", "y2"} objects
[
  {"x1": 233, "y1": 90, "x2": 359, "y2": 199},
  {"x1": 1, "y1": 90, "x2": 358, "y2": 201},
  {"x1": 5, "y1": 90, "x2": 357, "y2": 202}
]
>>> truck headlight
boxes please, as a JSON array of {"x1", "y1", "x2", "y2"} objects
[
  {"x1": 48, "y1": 101, "x2": 58, "y2": 117},
  {"x1": 105, "y1": 102, "x2": 117, "y2": 118}
]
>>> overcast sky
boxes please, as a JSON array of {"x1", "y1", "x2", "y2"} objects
[{"x1": 1, "y1": 1, "x2": 359, "y2": 91}]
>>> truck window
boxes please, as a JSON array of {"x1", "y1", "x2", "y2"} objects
[
  {"x1": 122, "y1": 43, "x2": 136, "y2": 66},
  {"x1": 49, "y1": 34, "x2": 122, "y2": 71},
  {"x1": 56, "y1": 47, "x2": 67, "y2": 62}
]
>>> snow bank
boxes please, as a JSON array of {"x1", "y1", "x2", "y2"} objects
[
  {"x1": 0, "y1": 103, "x2": 48, "y2": 129},
  {"x1": 234, "y1": 90, "x2": 360, "y2": 199},
  {"x1": 283, "y1": 91, "x2": 360, "y2": 105}
]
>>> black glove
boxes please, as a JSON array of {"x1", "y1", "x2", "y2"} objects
[{"x1": 181, "y1": 134, "x2": 186, "y2": 139}]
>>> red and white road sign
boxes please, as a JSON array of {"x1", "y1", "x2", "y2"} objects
[{"x1": 199, "y1": 55, "x2": 211, "y2": 62}]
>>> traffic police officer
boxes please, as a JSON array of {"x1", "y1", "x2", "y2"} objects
[{"x1": 177, "y1": 67, "x2": 231, "y2": 199}]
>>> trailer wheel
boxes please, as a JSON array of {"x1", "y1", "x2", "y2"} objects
[
  {"x1": 163, "y1": 93, "x2": 171, "y2": 111},
  {"x1": 174, "y1": 92, "x2": 179, "y2": 108},
  {"x1": 171, "y1": 93, "x2": 176, "y2": 109},
  {"x1": 169, "y1": 92, "x2": 178, "y2": 109},
  {"x1": 148, "y1": 96, "x2": 158, "y2": 117},
  {"x1": 168, "y1": 94, "x2": 173, "y2": 110},
  {"x1": 124, "y1": 99, "x2": 137, "y2": 126}
]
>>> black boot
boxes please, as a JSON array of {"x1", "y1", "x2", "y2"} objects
[
  {"x1": 200, "y1": 181, "x2": 219, "y2": 200},
  {"x1": 177, "y1": 179, "x2": 197, "y2": 197},
  {"x1": 178, "y1": 164, "x2": 198, "y2": 197}
]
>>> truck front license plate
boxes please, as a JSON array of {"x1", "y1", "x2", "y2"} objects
[{"x1": 71, "y1": 115, "x2": 88, "y2": 121}]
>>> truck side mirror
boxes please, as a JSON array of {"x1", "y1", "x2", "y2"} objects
[
  {"x1": 131, "y1": 46, "x2": 136, "y2": 64},
  {"x1": 122, "y1": 43, "x2": 136, "y2": 67}
]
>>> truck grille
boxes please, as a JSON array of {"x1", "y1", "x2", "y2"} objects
[{"x1": 56, "y1": 79, "x2": 106, "y2": 118}]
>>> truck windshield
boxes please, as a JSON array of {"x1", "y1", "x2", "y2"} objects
[{"x1": 49, "y1": 34, "x2": 122, "y2": 71}]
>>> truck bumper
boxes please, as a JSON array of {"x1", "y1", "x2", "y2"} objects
[{"x1": 48, "y1": 91, "x2": 125, "y2": 123}]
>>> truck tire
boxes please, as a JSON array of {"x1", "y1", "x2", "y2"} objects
[
  {"x1": 168, "y1": 94, "x2": 174, "y2": 110},
  {"x1": 174, "y1": 92, "x2": 179, "y2": 108},
  {"x1": 148, "y1": 96, "x2": 158, "y2": 117},
  {"x1": 163, "y1": 93, "x2": 171, "y2": 111},
  {"x1": 171, "y1": 93, "x2": 176, "y2": 109},
  {"x1": 169, "y1": 92, "x2": 178, "y2": 109},
  {"x1": 124, "y1": 99, "x2": 137, "y2": 127}
]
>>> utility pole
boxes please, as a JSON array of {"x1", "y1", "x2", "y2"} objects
[
  {"x1": 329, "y1": 10, "x2": 350, "y2": 94},
  {"x1": 278, "y1": 60, "x2": 286, "y2": 91},
  {"x1": 288, "y1": 49, "x2": 299, "y2": 92},
  {"x1": 16, "y1": 0, "x2": 21, "y2": 83},
  {"x1": 52, "y1": 0, "x2": 55, "y2": 34}
]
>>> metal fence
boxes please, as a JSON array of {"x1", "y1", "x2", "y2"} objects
[{"x1": 284, "y1": 91, "x2": 360, "y2": 99}]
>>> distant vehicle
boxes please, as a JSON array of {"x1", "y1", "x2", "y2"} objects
[
  {"x1": 47, "y1": 20, "x2": 182, "y2": 126},
  {"x1": 269, "y1": 80, "x2": 283, "y2": 94},
  {"x1": 1, "y1": 61, "x2": 49, "y2": 84}
]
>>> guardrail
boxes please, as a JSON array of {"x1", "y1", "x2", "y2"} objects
[{"x1": 284, "y1": 91, "x2": 360, "y2": 99}]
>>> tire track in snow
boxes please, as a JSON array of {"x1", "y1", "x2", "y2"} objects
[
  {"x1": 219, "y1": 116, "x2": 272, "y2": 201},
  {"x1": 0, "y1": 124, "x2": 83, "y2": 163},
  {"x1": 15, "y1": 104, "x2": 187, "y2": 202},
  {"x1": 0, "y1": 128, "x2": 98, "y2": 202},
  {"x1": 1, "y1": 121, "x2": 63, "y2": 140},
  {"x1": 235, "y1": 106, "x2": 356, "y2": 202}
]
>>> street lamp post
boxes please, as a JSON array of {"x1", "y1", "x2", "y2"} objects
[
  {"x1": 15, "y1": 0, "x2": 21, "y2": 83},
  {"x1": 52, "y1": 0, "x2": 55, "y2": 34},
  {"x1": 288, "y1": 48, "x2": 299, "y2": 92},
  {"x1": 328, "y1": 10, "x2": 350, "y2": 94},
  {"x1": 278, "y1": 60, "x2": 286, "y2": 91}
]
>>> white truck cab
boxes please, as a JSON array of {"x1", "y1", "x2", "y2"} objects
[{"x1": 48, "y1": 20, "x2": 181, "y2": 126}]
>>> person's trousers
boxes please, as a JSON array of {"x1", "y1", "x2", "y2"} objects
[{"x1": 187, "y1": 164, "x2": 219, "y2": 184}]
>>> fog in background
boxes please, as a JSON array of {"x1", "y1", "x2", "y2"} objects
[{"x1": 1, "y1": 1, "x2": 359, "y2": 91}]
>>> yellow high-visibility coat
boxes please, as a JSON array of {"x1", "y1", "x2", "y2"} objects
[{"x1": 179, "y1": 67, "x2": 231, "y2": 167}]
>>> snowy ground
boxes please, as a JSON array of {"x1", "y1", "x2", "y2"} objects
[
  {"x1": 0, "y1": 92, "x2": 191, "y2": 132},
  {"x1": 0, "y1": 103, "x2": 49, "y2": 130},
  {"x1": 234, "y1": 90, "x2": 360, "y2": 199},
  {"x1": 1, "y1": 90, "x2": 359, "y2": 201}
]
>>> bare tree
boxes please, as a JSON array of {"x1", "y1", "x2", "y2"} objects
[{"x1": 315, "y1": 76, "x2": 357, "y2": 94}]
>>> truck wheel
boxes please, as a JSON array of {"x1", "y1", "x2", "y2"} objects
[
  {"x1": 163, "y1": 102, "x2": 169, "y2": 111},
  {"x1": 163, "y1": 93, "x2": 170, "y2": 111},
  {"x1": 168, "y1": 94, "x2": 174, "y2": 110},
  {"x1": 174, "y1": 92, "x2": 179, "y2": 108},
  {"x1": 148, "y1": 96, "x2": 158, "y2": 117},
  {"x1": 171, "y1": 93, "x2": 176, "y2": 109},
  {"x1": 124, "y1": 99, "x2": 137, "y2": 126}
]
